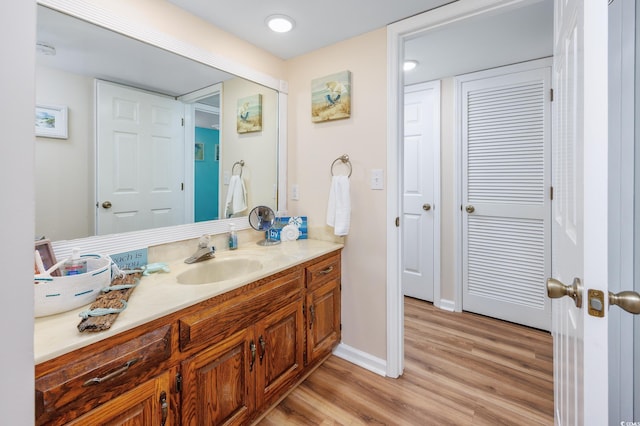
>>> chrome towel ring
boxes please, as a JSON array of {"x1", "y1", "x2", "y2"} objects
[
  {"x1": 330, "y1": 154, "x2": 352, "y2": 178},
  {"x1": 232, "y1": 160, "x2": 245, "y2": 177}
]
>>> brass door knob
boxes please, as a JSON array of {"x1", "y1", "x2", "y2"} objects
[
  {"x1": 465, "y1": 205, "x2": 475, "y2": 214},
  {"x1": 609, "y1": 290, "x2": 640, "y2": 315},
  {"x1": 422, "y1": 203, "x2": 431, "y2": 211},
  {"x1": 546, "y1": 277, "x2": 583, "y2": 308},
  {"x1": 102, "y1": 201, "x2": 112, "y2": 209}
]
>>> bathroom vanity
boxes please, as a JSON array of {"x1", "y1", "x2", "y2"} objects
[{"x1": 34, "y1": 240, "x2": 342, "y2": 425}]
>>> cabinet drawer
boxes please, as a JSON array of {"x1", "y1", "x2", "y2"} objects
[
  {"x1": 305, "y1": 253, "x2": 341, "y2": 290},
  {"x1": 35, "y1": 324, "x2": 172, "y2": 426},
  {"x1": 179, "y1": 269, "x2": 303, "y2": 353}
]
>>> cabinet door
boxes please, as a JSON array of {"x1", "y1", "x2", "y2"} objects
[
  {"x1": 306, "y1": 279, "x2": 341, "y2": 364},
  {"x1": 66, "y1": 371, "x2": 171, "y2": 425},
  {"x1": 255, "y1": 299, "x2": 305, "y2": 407},
  {"x1": 181, "y1": 328, "x2": 255, "y2": 426}
]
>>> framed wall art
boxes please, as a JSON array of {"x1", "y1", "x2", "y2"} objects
[
  {"x1": 195, "y1": 142, "x2": 204, "y2": 161},
  {"x1": 35, "y1": 104, "x2": 68, "y2": 139},
  {"x1": 237, "y1": 94, "x2": 263, "y2": 133},
  {"x1": 311, "y1": 70, "x2": 351, "y2": 123}
]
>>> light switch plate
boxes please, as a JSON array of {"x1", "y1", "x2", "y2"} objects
[{"x1": 371, "y1": 169, "x2": 384, "y2": 190}]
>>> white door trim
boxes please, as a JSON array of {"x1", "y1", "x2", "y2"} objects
[{"x1": 386, "y1": 0, "x2": 539, "y2": 378}]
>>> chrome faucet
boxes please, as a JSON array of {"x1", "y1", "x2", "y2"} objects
[{"x1": 184, "y1": 235, "x2": 215, "y2": 264}]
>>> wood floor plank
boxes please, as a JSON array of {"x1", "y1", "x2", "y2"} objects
[{"x1": 259, "y1": 297, "x2": 554, "y2": 425}]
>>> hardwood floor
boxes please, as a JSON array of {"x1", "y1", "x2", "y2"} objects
[{"x1": 259, "y1": 297, "x2": 554, "y2": 425}]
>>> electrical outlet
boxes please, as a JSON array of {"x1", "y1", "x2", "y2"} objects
[
  {"x1": 371, "y1": 169, "x2": 384, "y2": 190},
  {"x1": 291, "y1": 184, "x2": 300, "y2": 200}
]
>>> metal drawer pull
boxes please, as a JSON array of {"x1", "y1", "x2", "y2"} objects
[
  {"x1": 160, "y1": 391, "x2": 168, "y2": 426},
  {"x1": 319, "y1": 266, "x2": 334, "y2": 275},
  {"x1": 249, "y1": 341, "x2": 256, "y2": 372},
  {"x1": 83, "y1": 358, "x2": 139, "y2": 386}
]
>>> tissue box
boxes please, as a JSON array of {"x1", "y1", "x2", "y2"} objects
[{"x1": 267, "y1": 216, "x2": 308, "y2": 241}]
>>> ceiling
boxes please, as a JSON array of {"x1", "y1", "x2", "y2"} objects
[{"x1": 167, "y1": 0, "x2": 456, "y2": 60}]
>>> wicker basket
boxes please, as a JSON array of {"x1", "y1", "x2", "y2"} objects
[{"x1": 34, "y1": 254, "x2": 112, "y2": 318}]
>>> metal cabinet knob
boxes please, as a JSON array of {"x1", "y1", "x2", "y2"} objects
[
  {"x1": 465, "y1": 205, "x2": 475, "y2": 214},
  {"x1": 102, "y1": 201, "x2": 112, "y2": 209},
  {"x1": 422, "y1": 203, "x2": 431, "y2": 211}
]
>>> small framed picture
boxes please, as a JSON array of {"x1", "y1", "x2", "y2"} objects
[
  {"x1": 195, "y1": 143, "x2": 204, "y2": 161},
  {"x1": 35, "y1": 239, "x2": 60, "y2": 276},
  {"x1": 35, "y1": 104, "x2": 68, "y2": 139}
]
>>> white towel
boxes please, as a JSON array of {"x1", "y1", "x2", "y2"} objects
[
  {"x1": 326, "y1": 175, "x2": 350, "y2": 236},
  {"x1": 224, "y1": 175, "x2": 247, "y2": 218}
]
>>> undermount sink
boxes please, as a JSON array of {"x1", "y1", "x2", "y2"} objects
[{"x1": 176, "y1": 257, "x2": 264, "y2": 285}]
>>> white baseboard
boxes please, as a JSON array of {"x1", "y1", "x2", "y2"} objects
[
  {"x1": 332, "y1": 343, "x2": 387, "y2": 377},
  {"x1": 436, "y1": 298, "x2": 456, "y2": 312}
]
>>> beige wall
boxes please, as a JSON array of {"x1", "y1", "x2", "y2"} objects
[
  {"x1": 221, "y1": 78, "x2": 278, "y2": 215},
  {"x1": 285, "y1": 29, "x2": 389, "y2": 359},
  {"x1": 35, "y1": 66, "x2": 94, "y2": 241}
]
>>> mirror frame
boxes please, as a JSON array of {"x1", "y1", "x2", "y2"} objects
[{"x1": 38, "y1": 0, "x2": 288, "y2": 259}]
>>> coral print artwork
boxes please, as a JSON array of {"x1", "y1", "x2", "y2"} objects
[{"x1": 311, "y1": 70, "x2": 351, "y2": 123}]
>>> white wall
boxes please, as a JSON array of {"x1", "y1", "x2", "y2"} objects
[
  {"x1": 35, "y1": 66, "x2": 94, "y2": 241},
  {"x1": 1, "y1": 0, "x2": 35, "y2": 422}
]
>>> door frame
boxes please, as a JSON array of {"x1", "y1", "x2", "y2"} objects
[{"x1": 386, "y1": 0, "x2": 547, "y2": 378}]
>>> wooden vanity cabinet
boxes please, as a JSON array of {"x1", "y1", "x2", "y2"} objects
[
  {"x1": 35, "y1": 249, "x2": 342, "y2": 425},
  {"x1": 35, "y1": 324, "x2": 173, "y2": 426},
  {"x1": 179, "y1": 269, "x2": 305, "y2": 425},
  {"x1": 305, "y1": 253, "x2": 342, "y2": 365},
  {"x1": 65, "y1": 371, "x2": 172, "y2": 425}
]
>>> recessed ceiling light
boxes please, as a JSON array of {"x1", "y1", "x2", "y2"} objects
[
  {"x1": 266, "y1": 15, "x2": 295, "y2": 33},
  {"x1": 403, "y1": 60, "x2": 418, "y2": 72}
]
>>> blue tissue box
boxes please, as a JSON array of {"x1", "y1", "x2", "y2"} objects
[{"x1": 267, "y1": 216, "x2": 308, "y2": 241}]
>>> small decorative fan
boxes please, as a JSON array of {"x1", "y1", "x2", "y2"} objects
[{"x1": 248, "y1": 206, "x2": 281, "y2": 246}]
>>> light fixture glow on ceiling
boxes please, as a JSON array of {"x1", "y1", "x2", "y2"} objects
[
  {"x1": 266, "y1": 15, "x2": 295, "y2": 33},
  {"x1": 403, "y1": 60, "x2": 418, "y2": 72}
]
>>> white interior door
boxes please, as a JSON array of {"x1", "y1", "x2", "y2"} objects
[
  {"x1": 459, "y1": 60, "x2": 552, "y2": 330},
  {"x1": 551, "y1": 0, "x2": 608, "y2": 424},
  {"x1": 96, "y1": 80, "x2": 185, "y2": 235},
  {"x1": 402, "y1": 81, "x2": 440, "y2": 302}
]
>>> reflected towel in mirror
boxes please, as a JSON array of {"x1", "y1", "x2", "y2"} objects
[
  {"x1": 326, "y1": 175, "x2": 350, "y2": 236},
  {"x1": 225, "y1": 175, "x2": 247, "y2": 218}
]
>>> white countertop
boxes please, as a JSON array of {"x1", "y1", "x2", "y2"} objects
[{"x1": 34, "y1": 239, "x2": 343, "y2": 364}]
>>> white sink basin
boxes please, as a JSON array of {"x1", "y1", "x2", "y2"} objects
[{"x1": 176, "y1": 257, "x2": 264, "y2": 285}]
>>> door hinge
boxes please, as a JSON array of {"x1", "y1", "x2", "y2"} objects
[
  {"x1": 395, "y1": 217, "x2": 400, "y2": 227},
  {"x1": 550, "y1": 186, "x2": 554, "y2": 200},
  {"x1": 181, "y1": 117, "x2": 185, "y2": 126},
  {"x1": 340, "y1": 323, "x2": 342, "y2": 331},
  {"x1": 175, "y1": 372, "x2": 182, "y2": 393},
  {"x1": 550, "y1": 88, "x2": 554, "y2": 102}
]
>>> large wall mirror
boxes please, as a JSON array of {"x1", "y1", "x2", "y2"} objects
[{"x1": 35, "y1": 1, "x2": 287, "y2": 257}]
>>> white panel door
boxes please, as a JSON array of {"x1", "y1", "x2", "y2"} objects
[
  {"x1": 402, "y1": 81, "x2": 440, "y2": 302},
  {"x1": 96, "y1": 80, "x2": 185, "y2": 235},
  {"x1": 551, "y1": 0, "x2": 608, "y2": 424},
  {"x1": 459, "y1": 61, "x2": 551, "y2": 330}
]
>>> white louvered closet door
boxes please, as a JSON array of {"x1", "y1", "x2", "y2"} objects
[{"x1": 459, "y1": 61, "x2": 551, "y2": 331}]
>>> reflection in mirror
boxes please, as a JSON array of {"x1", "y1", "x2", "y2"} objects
[{"x1": 35, "y1": 5, "x2": 278, "y2": 242}]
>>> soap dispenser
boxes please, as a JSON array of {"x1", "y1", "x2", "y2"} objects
[
  {"x1": 62, "y1": 248, "x2": 87, "y2": 276},
  {"x1": 228, "y1": 224, "x2": 238, "y2": 250}
]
